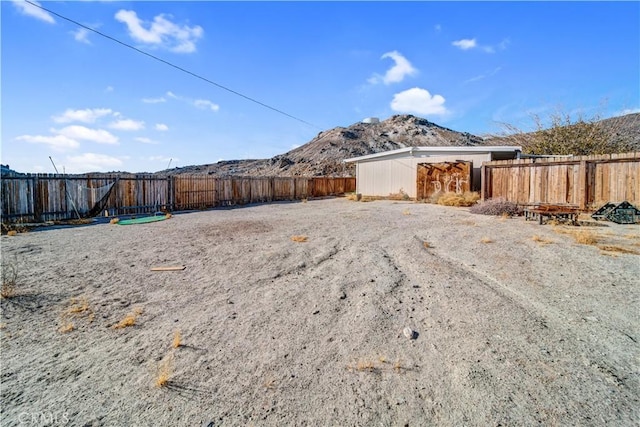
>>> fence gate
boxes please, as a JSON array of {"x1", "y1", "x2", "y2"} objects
[{"x1": 416, "y1": 161, "x2": 472, "y2": 200}]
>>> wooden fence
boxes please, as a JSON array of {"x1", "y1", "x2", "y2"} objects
[
  {"x1": 481, "y1": 152, "x2": 640, "y2": 209},
  {"x1": 1, "y1": 175, "x2": 356, "y2": 224}
]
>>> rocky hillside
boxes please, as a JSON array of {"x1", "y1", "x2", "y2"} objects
[
  {"x1": 164, "y1": 113, "x2": 639, "y2": 177},
  {"x1": 166, "y1": 115, "x2": 484, "y2": 177}
]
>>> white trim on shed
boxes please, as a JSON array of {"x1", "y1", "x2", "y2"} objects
[{"x1": 344, "y1": 146, "x2": 521, "y2": 198}]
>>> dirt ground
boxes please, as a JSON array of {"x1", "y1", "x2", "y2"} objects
[{"x1": 1, "y1": 198, "x2": 639, "y2": 426}]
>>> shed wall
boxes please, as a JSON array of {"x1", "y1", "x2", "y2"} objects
[{"x1": 355, "y1": 153, "x2": 491, "y2": 198}]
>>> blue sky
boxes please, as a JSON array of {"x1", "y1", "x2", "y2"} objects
[{"x1": 2, "y1": 1, "x2": 639, "y2": 174}]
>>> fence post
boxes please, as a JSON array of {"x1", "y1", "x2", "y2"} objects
[
  {"x1": 480, "y1": 164, "x2": 487, "y2": 201},
  {"x1": 168, "y1": 175, "x2": 175, "y2": 212},
  {"x1": 578, "y1": 160, "x2": 588, "y2": 210},
  {"x1": 33, "y1": 175, "x2": 42, "y2": 223}
]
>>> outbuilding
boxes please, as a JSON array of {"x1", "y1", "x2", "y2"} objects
[{"x1": 344, "y1": 146, "x2": 521, "y2": 200}]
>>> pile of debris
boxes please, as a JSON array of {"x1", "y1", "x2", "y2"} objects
[{"x1": 591, "y1": 201, "x2": 640, "y2": 224}]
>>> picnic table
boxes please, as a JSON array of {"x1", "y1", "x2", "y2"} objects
[{"x1": 524, "y1": 204, "x2": 580, "y2": 225}]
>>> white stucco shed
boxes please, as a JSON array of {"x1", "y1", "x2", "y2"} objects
[{"x1": 344, "y1": 146, "x2": 522, "y2": 199}]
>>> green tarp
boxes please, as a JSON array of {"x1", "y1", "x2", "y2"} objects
[{"x1": 117, "y1": 216, "x2": 167, "y2": 225}]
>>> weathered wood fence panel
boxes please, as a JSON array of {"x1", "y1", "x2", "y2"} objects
[
  {"x1": 482, "y1": 152, "x2": 640, "y2": 209},
  {"x1": 1, "y1": 175, "x2": 356, "y2": 223},
  {"x1": 416, "y1": 161, "x2": 472, "y2": 200}
]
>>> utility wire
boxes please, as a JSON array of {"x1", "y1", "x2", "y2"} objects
[{"x1": 24, "y1": 0, "x2": 322, "y2": 130}]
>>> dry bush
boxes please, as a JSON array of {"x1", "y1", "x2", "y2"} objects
[
  {"x1": 422, "y1": 241, "x2": 431, "y2": 249},
  {"x1": 493, "y1": 108, "x2": 635, "y2": 155},
  {"x1": 263, "y1": 378, "x2": 277, "y2": 391},
  {"x1": 59, "y1": 297, "x2": 95, "y2": 333},
  {"x1": 7, "y1": 230, "x2": 17, "y2": 236},
  {"x1": 59, "y1": 323, "x2": 74, "y2": 333},
  {"x1": 155, "y1": 352, "x2": 175, "y2": 387},
  {"x1": 574, "y1": 230, "x2": 598, "y2": 245},
  {"x1": 360, "y1": 196, "x2": 381, "y2": 202},
  {"x1": 388, "y1": 188, "x2": 410, "y2": 201},
  {"x1": 532, "y1": 235, "x2": 553, "y2": 245},
  {"x1": 436, "y1": 191, "x2": 480, "y2": 207},
  {"x1": 1, "y1": 261, "x2": 18, "y2": 299},
  {"x1": 347, "y1": 357, "x2": 405, "y2": 373},
  {"x1": 113, "y1": 307, "x2": 143, "y2": 329},
  {"x1": 172, "y1": 330, "x2": 182, "y2": 348},
  {"x1": 598, "y1": 245, "x2": 640, "y2": 255},
  {"x1": 65, "y1": 297, "x2": 90, "y2": 315},
  {"x1": 470, "y1": 198, "x2": 521, "y2": 216},
  {"x1": 345, "y1": 192, "x2": 358, "y2": 201},
  {"x1": 402, "y1": 209, "x2": 411, "y2": 216},
  {"x1": 480, "y1": 237, "x2": 494, "y2": 244},
  {"x1": 109, "y1": 218, "x2": 120, "y2": 224},
  {"x1": 291, "y1": 235, "x2": 308, "y2": 242}
]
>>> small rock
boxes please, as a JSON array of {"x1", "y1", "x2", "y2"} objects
[{"x1": 403, "y1": 327, "x2": 417, "y2": 339}]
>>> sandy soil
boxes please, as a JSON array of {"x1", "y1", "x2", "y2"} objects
[{"x1": 1, "y1": 198, "x2": 639, "y2": 426}]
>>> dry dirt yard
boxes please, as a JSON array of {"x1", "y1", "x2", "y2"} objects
[{"x1": 1, "y1": 198, "x2": 639, "y2": 426}]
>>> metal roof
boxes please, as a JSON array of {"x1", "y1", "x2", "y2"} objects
[{"x1": 343, "y1": 146, "x2": 522, "y2": 163}]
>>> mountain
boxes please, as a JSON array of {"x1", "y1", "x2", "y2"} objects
[{"x1": 166, "y1": 115, "x2": 485, "y2": 177}]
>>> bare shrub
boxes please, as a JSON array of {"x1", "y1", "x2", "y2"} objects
[
  {"x1": 1, "y1": 261, "x2": 18, "y2": 299},
  {"x1": 155, "y1": 352, "x2": 175, "y2": 387},
  {"x1": 470, "y1": 198, "x2": 521, "y2": 216},
  {"x1": 113, "y1": 307, "x2": 144, "y2": 329},
  {"x1": 492, "y1": 108, "x2": 635, "y2": 155},
  {"x1": 532, "y1": 235, "x2": 553, "y2": 245},
  {"x1": 172, "y1": 330, "x2": 182, "y2": 348},
  {"x1": 388, "y1": 188, "x2": 410, "y2": 201},
  {"x1": 291, "y1": 235, "x2": 308, "y2": 242},
  {"x1": 574, "y1": 230, "x2": 598, "y2": 245}
]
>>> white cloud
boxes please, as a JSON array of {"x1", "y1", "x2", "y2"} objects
[
  {"x1": 105, "y1": 86, "x2": 114, "y2": 93},
  {"x1": 453, "y1": 38, "x2": 509, "y2": 53},
  {"x1": 11, "y1": 0, "x2": 55, "y2": 24},
  {"x1": 52, "y1": 108, "x2": 113, "y2": 124},
  {"x1": 114, "y1": 9, "x2": 204, "y2": 53},
  {"x1": 452, "y1": 38, "x2": 477, "y2": 50},
  {"x1": 163, "y1": 91, "x2": 220, "y2": 112},
  {"x1": 16, "y1": 134, "x2": 79, "y2": 151},
  {"x1": 368, "y1": 51, "x2": 417, "y2": 85},
  {"x1": 109, "y1": 119, "x2": 145, "y2": 131},
  {"x1": 155, "y1": 123, "x2": 169, "y2": 131},
  {"x1": 390, "y1": 87, "x2": 449, "y2": 116},
  {"x1": 142, "y1": 96, "x2": 166, "y2": 104},
  {"x1": 53, "y1": 125, "x2": 119, "y2": 144},
  {"x1": 194, "y1": 99, "x2": 220, "y2": 112},
  {"x1": 72, "y1": 28, "x2": 91, "y2": 44},
  {"x1": 498, "y1": 38, "x2": 510, "y2": 50},
  {"x1": 65, "y1": 153, "x2": 123, "y2": 173},
  {"x1": 135, "y1": 137, "x2": 158, "y2": 144},
  {"x1": 434, "y1": 24, "x2": 442, "y2": 32}
]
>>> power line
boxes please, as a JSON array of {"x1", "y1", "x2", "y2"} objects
[{"x1": 24, "y1": 0, "x2": 322, "y2": 130}]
